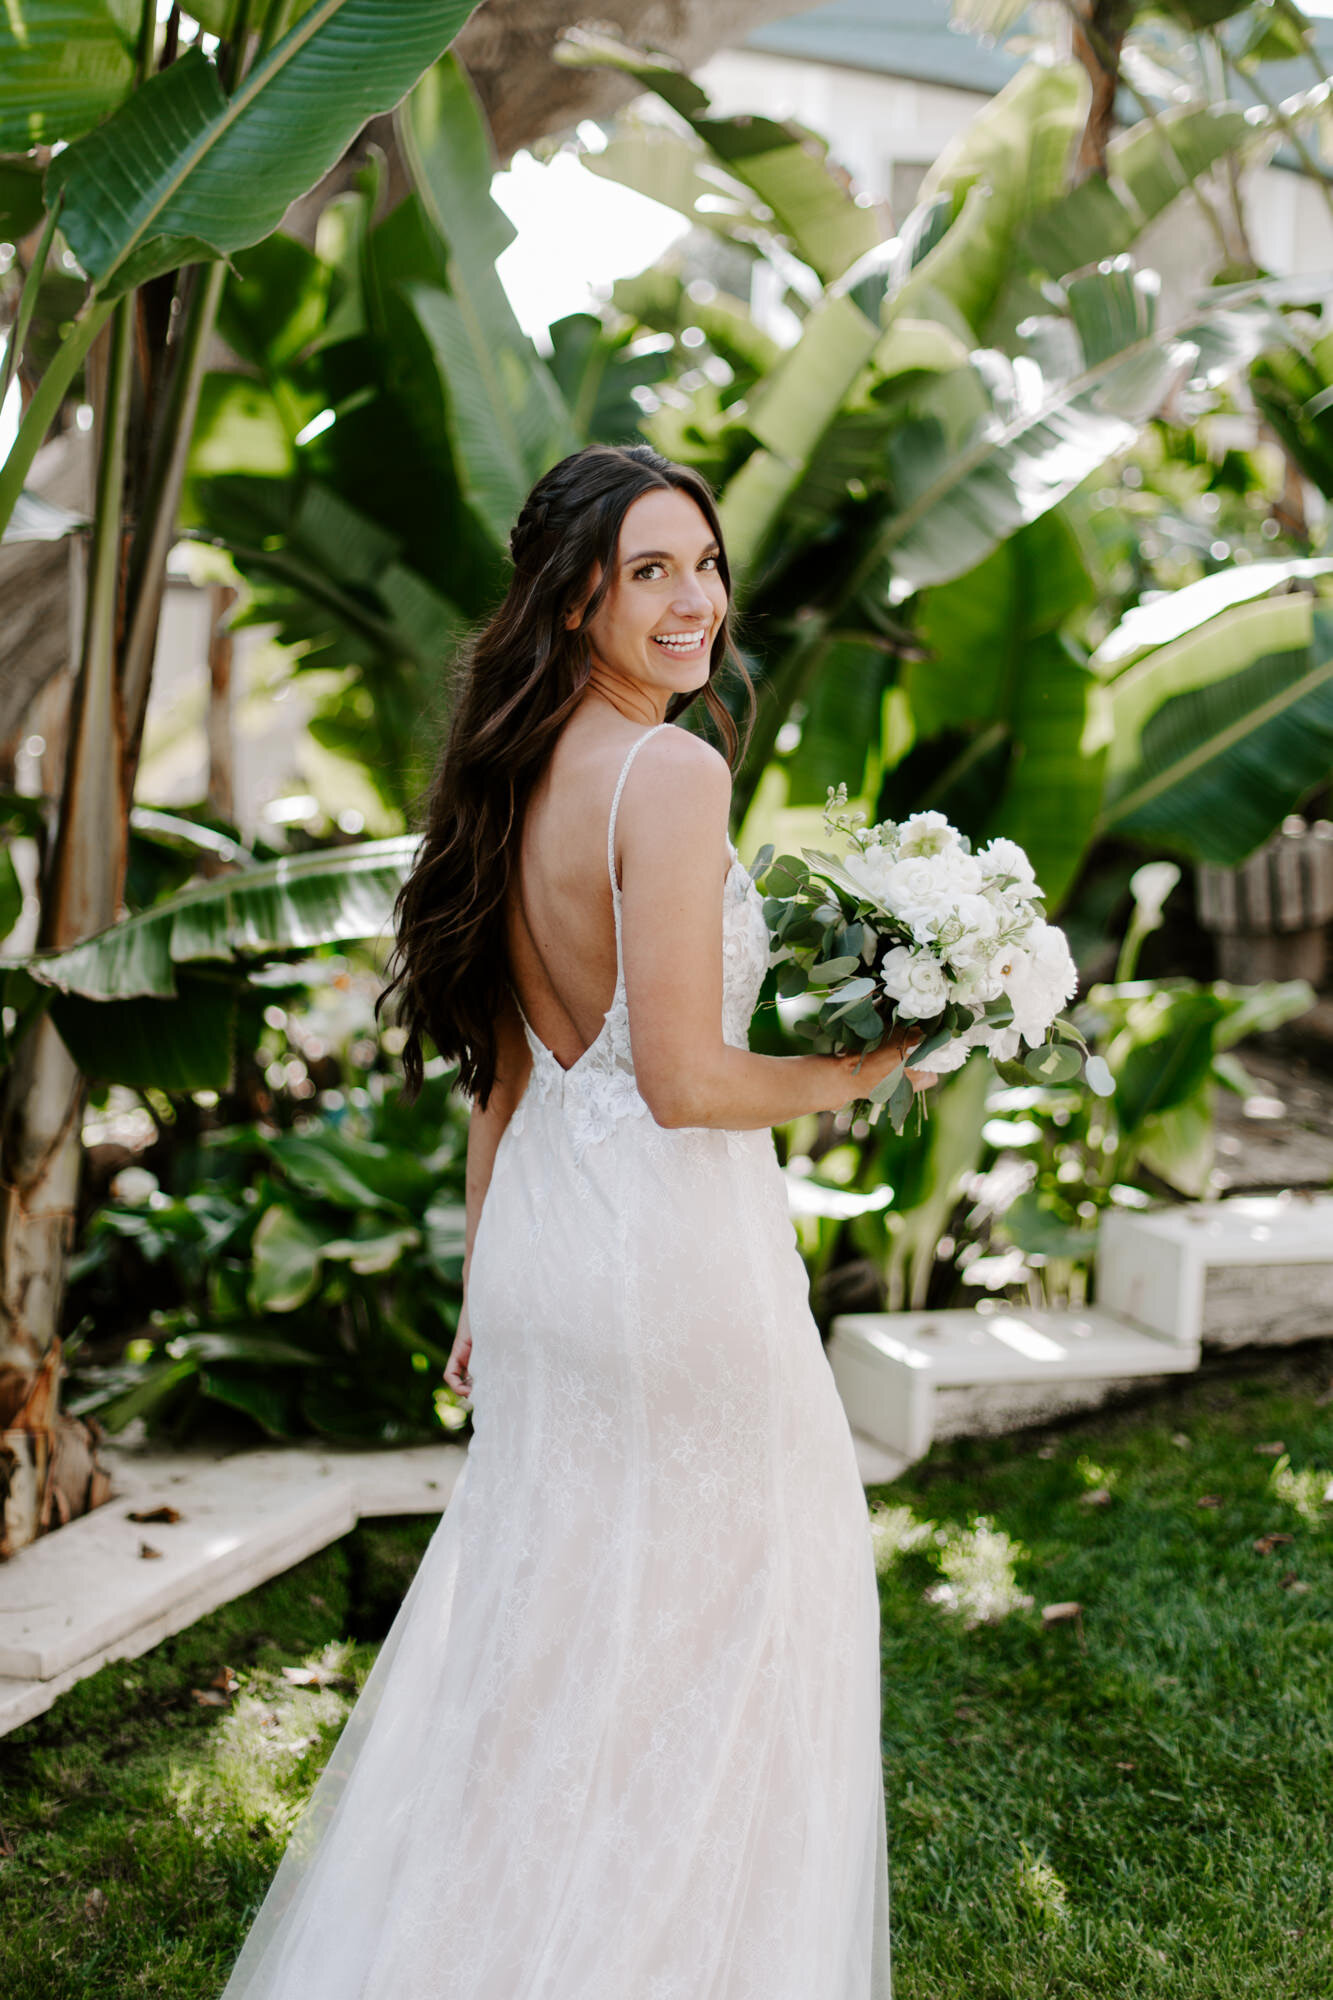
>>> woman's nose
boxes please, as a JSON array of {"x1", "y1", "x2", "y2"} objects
[{"x1": 673, "y1": 574, "x2": 714, "y2": 617}]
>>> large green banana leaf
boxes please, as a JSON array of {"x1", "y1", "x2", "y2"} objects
[
  {"x1": 559, "y1": 26, "x2": 880, "y2": 284},
  {"x1": 871, "y1": 267, "x2": 1300, "y2": 590},
  {"x1": 0, "y1": 0, "x2": 136, "y2": 151},
  {"x1": 44, "y1": 0, "x2": 479, "y2": 300},
  {"x1": 11, "y1": 838, "x2": 418, "y2": 1001},
  {"x1": 905, "y1": 60, "x2": 1087, "y2": 337},
  {"x1": 396, "y1": 55, "x2": 580, "y2": 547},
  {"x1": 578, "y1": 120, "x2": 769, "y2": 248},
  {"x1": 996, "y1": 103, "x2": 1257, "y2": 342},
  {"x1": 1092, "y1": 556, "x2": 1333, "y2": 674},
  {"x1": 1098, "y1": 602, "x2": 1333, "y2": 864},
  {"x1": 718, "y1": 294, "x2": 882, "y2": 576},
  {"x1": 906, "y1": 514, "x2": 1101, "y2": 906}
]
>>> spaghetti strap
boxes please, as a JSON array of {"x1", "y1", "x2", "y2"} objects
[{"x1": 606, "y1": 722, "x2": 671, "y2": 916}]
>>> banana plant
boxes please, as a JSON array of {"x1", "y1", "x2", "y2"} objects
[
  {"x1": 0, "y1": 0, "x2": 478, "y2": 1379},
  {"x1": 575, "y1": 38, "x2": 1330, "y2": 912}
]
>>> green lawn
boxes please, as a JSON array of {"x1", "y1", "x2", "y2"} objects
[{"x1": 1, "y1": 1343, "x2": 1330, "y2": 2000}]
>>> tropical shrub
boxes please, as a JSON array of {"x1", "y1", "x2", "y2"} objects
[{"x1": 67, "y1": 1038, "x2": 468, "y2": 1446}]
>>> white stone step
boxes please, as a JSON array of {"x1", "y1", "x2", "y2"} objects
[
  {"x1": 1099, "y1": 1192, "x2": 1333, "y2": 1350},
  {"x1": 0, "y1": 1440, "x2": 467, "y2": 1738},
  {"x1": 829, "y1": 1305, "x2": 1199, "y2": 1463}
]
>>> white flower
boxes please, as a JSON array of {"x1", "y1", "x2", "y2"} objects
[
  {"x1": 996, "y1": 923, "x2": 1078, "y2": 1044},
  {"x1": 878, "y1": 945, "x2": 951, "y2": 1020},
  {"x1": 939, "y1": 894, "x2": 1001, "y2": 970},
  {"x1": 896, "y1": 811, "x2": 959, "y2": 859},
  {"x1": 977, "y1": 836, "x2": 1041, "y2": 899}
]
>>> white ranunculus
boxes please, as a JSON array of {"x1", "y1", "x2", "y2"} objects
[{"x1": 878, "y1": 944, "x2": 951, "y2": 1020}]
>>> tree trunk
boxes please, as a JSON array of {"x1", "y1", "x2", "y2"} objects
[
  {"x1": 1068, "y1": 0, "x2": 1133, "y2": 183},
  {"x1": 0, "y1": 306, "x2": 134, "y2": 1350}
]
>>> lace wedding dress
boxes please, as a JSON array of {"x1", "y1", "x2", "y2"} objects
[{"x1": 219, "y1": 723, "x2": 892, "y2": 2000}]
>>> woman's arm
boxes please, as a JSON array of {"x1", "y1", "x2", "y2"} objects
[
  {"x1": 446, "y1": 987, "x2": 531, "y2": 1395},
  {"x1": 621, "y1": 730, "x2": 933, "y2": 1132}
]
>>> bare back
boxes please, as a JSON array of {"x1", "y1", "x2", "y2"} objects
[{"x1": 504, "y1": 716, "x2": 729, "y2": 1074}]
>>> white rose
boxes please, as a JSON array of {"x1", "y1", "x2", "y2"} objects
[{"x1": 878, "y1": 945, "x2": 951, "y2": 1020}]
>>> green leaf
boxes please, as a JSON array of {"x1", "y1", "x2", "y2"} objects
[
  {"x1": 1011, "y1": 105, "x2": 1253, "y2": 306},
  {"x1": 50, "y1": 969, "x2": 238, "y2": 1090},
  {"x1": 12, "y1": 837, "x2": 417, "y2": 1000},
  {"x1": 718, "y1": 293, "x2": 881, "y2": 575},
  {"x1": 546, "y1": 313, "x2": 669, "y2": 442},
  {"x1": 0, "y1": 1, "x2": 137, "y2": 151},
  {"x1": 0, "y1": 843, "x2": 22, "y2": 947},
  {"x1": 216, "y1": 228, "x2": 334, "y2": 374},
  {"x1": 1092, "y1": 556, "x2": 1333, "y2": 675},
  {"x1": 1112, "y1": 991, "x2": 1228, "y2": 1137},
  {"x1": 249, "y1": 1204, "x2": 324, "y2": 1313},
  {"x1": 1003, "y1": 1189, "x2": 1096, "y2": 1259},
  {"x1": 1085, "y1": 1054, "x2": 1115, "y2": 1097},
  {"x1": 876, "y1": 267, "x2": 1294, "y2": 590},
  {"x1": 188, "y1": 372, "x2": 298, "y2": 478},
  {"x1": 396, "y1": 55, "x2": 579, "y2": 546},
  {"x1": 199, "y1": 1369, "x2": 297, "y2": 1437},
  {"x1": 901, "y1": 61, "x2": 1087, "y2": 335},
  {"x1": 1023, "y1": 1042, "x2": 1082, "y2": 1084},
  {"x1": 0, "y1": 159, "x2": 47, "y2": 238},
  {"x1": 559, "y1": 27, "x2": 879, "y2": 282},
  {"x1": 44, "y1": 1, "x2": 479, "y2": 299},
  {"x1": 1100, "y1": 601, "x2": 1333, "y2": 864},
  {"x1": 809, "y1": 956, "x2": 864, "y2": 984},
  {"x1": 323, "y1": 1224, "x2": 421, "y2": 1272}
]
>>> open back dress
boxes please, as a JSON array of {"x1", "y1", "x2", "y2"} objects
[{"x1": 219, "y1": 721, "x2": 892, "y2": 2000}]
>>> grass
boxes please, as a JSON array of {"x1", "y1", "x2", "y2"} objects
[
  {"x1": 0, "y1": 1347, "x2": 1330, "y2": 1999},
  {"x1": 873, "y1": 1338, "x2": 1333, "y2": 1999}
]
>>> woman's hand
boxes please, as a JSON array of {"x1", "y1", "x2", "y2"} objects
[
  {"x1": 831, "y1": 1022, "x2": 938, "y2": 1104},
  {"x1": 444, "y1": 1308, "x2": 473, "y2": 1400}
]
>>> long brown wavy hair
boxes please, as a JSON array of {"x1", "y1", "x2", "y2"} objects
[{"x1": 377, "y1": 443, "x2": 756, "y2": 1110}]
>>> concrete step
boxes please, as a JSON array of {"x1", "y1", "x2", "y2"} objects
[
  {"x1": 829, "y1": 1305, "x2": 1199, "y2": 1463},
  {"x1": 1099, "y1": 1192, "x2": 1333, "y2": 1351},
  {"x1": 0, "y1": 1440, "x2": 466, "y2": 1738}
]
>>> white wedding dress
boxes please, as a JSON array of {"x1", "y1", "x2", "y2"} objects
[{"x1": 219, "y1": 723, "x2": 892, "y2": 2000}]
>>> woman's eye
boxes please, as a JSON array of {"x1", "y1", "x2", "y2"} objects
[
  {"x1": 699, "y1": 556, "x2": 718, "y2": 570},
  {"x1": 634, "y1": 562, "x2": 665, "y2": 581}
]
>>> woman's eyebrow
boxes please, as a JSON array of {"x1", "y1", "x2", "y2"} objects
[{"x1": 623, "y1": 541, "x2": 721, "y2": 566}]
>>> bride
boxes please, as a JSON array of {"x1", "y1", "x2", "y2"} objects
[{"x1": 219, "y1": 442, "x2": 935, "y2": 2000}]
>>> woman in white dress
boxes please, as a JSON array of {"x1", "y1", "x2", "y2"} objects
[{"x1": 219, "y1": 443, "x2": 934, "y2": 2000}]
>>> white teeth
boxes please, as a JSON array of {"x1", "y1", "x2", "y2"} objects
[{"x1": 653, "y1": 632, "x2": 706, "y2": 650}]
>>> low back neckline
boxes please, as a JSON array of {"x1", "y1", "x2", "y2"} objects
[{"x1": 511, "y1": 723, "x2": 738, "y2": 1079}]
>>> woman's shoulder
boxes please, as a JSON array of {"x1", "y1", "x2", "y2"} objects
[{"x1": 623, "y1": 725, "x2": 732, "y2": 827}]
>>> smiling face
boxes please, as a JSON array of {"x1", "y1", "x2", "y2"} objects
[{"x1": 569, "y1": 486, "x2": 728, "y2": 703}]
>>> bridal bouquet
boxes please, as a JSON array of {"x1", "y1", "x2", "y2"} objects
[{"x1": 751, "y1": 787, "x2": 1112, "y2": 1132}]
